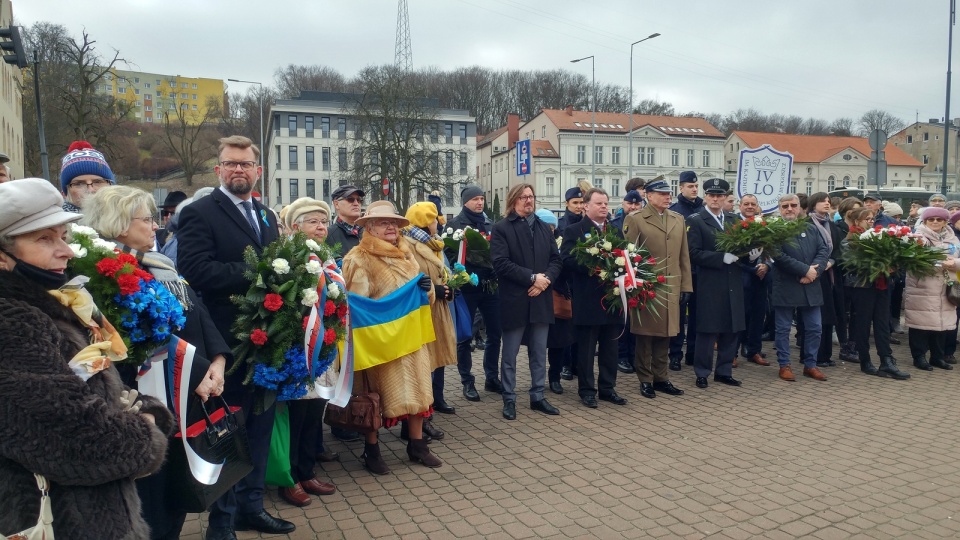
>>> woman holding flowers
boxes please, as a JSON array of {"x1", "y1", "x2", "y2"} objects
[
  {"x1": 904, "y1": 207, "x2": 960, "y2": 371},
  {"x1": 403, "y1": 201, "x2": 458, "y2": 439},
  {"x1": 0, "y1": 179, "x2": 173, "y2": 539},
  {"x1": 342, "y1": 201, "x2": 441, "y2": 474},
  {"x1": 82, "y1": 185, "x2": 230, "y2": 539}
]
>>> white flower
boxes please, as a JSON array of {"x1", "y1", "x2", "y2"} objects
[
  {"x1": 327, "y1": 283, "x2": 341, "y2": 299},
  {"x1": 68, "y1": 243, "x2": 87, "y2": 258},
  {"x1": 615, "y1": 257, "x2": 625, "y2": 266},
  {"x1": 305, "y1": 239, "x2": 322, "y2": 252},
  {"x1": 69, "y1": 223, "x2": 98, "y2": 238},
  {"x1": 305, "y1": 260, "x2": 322, "y2": 275},
  {"x1": 612, "y1": 286, "x2": 620, "y2": 295},
  {"x1": 627, "y1": 243, "x2": 636, "y2": 252},
  {"x1": 452, "y1": 229, "x2": 465, "y2": 241},
  {"x1": 587, "y1": 247, "x2": 600, "y2": 255},
  {"x1": 602, "y1": 241, "x2": 613, "y2": 251},
  {"x1": 446, "y1": 227, "x2": 454, "y2": 235},
  {"x1": 272, "y1": 258, "x2": 291, "y2": 274},
  {"x1": 301, "y1": 288, "x2": 319, "y2": 306},
  {"x1": 92, "y1": 238, "x2": 116, "y2": 251},
  {"x1": 599, "y1": 271, "x2": 608, "y2": 279}
]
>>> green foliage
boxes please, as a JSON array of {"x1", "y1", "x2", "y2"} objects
[
  {"x1": 714, "y1": 215, "x2": 810, "y2": 258},
  {"x1": 842, "y1": 225, "x2": 946, "y2": 283}
]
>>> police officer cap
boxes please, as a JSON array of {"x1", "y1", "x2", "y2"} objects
[
  {"x1": 679, "y1": 171, "x2": 698, "y2": 184},
  {"x1": 643, "y1": 181, "x2": 671, "y2": 194},
  {"x1": 565, "y1": 187, "x2": 583, "y2": 201},
  {"x1": 623, "y1": 190, "x2": 644, "y2": 202},
  {"x1": 703, "y1": 178, "x2": 730, "y2": 195}
]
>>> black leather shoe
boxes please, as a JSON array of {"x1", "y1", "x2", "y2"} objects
[
  {"x1": 684, "y1": 357, "x2": 695, "y2": 366},
  {"x1": 316, "y1": 450, "x2": 340, "y2": 463},
  {"x1": 714, "y1": 375, "x2": 742, "y2": 386},
  {"x1": 695, "y1": 377, "x2": 708, "y2": 389},
  {"x1": 889, "y1": 336, "x2": 902, "y2": 345},
  {"x1": 931, "y1": 358, "x2": 954, "y2": 370},
  {"x1": 331, "y1": 428, "x2": 361, "y2": 442},
  {"x1": 235, "y1": 510, "x2": 296, "y2": 534},
  {"x1": 669, "y1": 357, "x2": 682, "y2": 371},
  {"x1": 530, "y1": 398, "x2": 560, "y2": 415},
  {"x1": 502, "y1": 400, "x2": 516, "y2": 420},
  {"x1": 617, "y1": 360, "x2": 635, "y2": 374},
  {"x1": 463, "y1": 383, "x2": 480, "y2": 402},
  {"x1": 652, "y1": 381, "x2": 684, "y2": 396},
  {"x1": 434, "y1": 401, "x2": 456, "y2": 414},
  {"x1": 474, "y1": 339, "x2": 486, "y2": 350},
  {"x1": 484, "y1": 379, "x2": 504, "y2": 394},
  {"x1": 581, "y1": 395, "x2": 598, "y2": 408},
  {"x1": 816, "y1": 359, "x2": 836, "y2": 368},
  {"x1": 639, "y1": 382, "x2": 656, "y2": 399},
  {"x1": 549, "y1": 380, "x2": 564, "y2": 394},
  {"x1": 599, "y1": 392, "x2": 627, "y2": 405},
  {"x1": 205, "y1": 527, "x2": 237, "y2": 540}
]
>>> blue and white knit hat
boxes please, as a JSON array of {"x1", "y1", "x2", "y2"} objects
[{"x1": 59, "y1": 140, "x2": 115, "y2": 193}]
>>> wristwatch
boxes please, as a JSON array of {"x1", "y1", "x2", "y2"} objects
[{"x1": 530, "y1": 273, "x2": 536, "y2": 283}]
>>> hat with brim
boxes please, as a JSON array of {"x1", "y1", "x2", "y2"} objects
[
  {"x1": 0, "y1": 178, "x2": 83, "y2": 237},
  {"x1": 643, "y1": 181, "x2": 671, "y2": 194},
  {"x1": 283, "y1": 197, "x2": 331, "y2": 230},
  {"x1": 331, "y1": 185, "x2": 365, "y2": 201},
  {"x1": 864, "y1": 192, "x2": 882, "y2": 201},
  {"x1": 356, "y1": 200, "x2": 410, "y2": 228}
]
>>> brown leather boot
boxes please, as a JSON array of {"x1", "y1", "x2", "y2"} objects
[
  {"x1": 407, "y1": 438, "x2": 442, "y2": 468},
  {"x1": 362, "y1": 442, "x2": 390, "y2": 475}
]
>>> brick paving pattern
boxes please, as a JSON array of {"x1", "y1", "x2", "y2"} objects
[{"x1": 182, "y1": 334, "x2": 960, "y2": 539}]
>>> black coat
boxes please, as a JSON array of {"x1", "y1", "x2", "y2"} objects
[
  {"x1": 560, "y1": 218, "x2": 623, "y2": 326},
  {"x1": 446, "y1": 209, "x2": 497, "y2": 290},
  {"x1": 556, "y1": 209, "x2": 583, "y2": 237},
  {"x1": 177, "y1": 188, "x2": 279, "y2": 387},
  {"x1": 686, "y1": 209, "x2": 746, "y2": 334},
  {"x1": 770, "y1": 223, "x2": 829, "y2": 308},
  {"x1": 669, "y1": 195, "x2": 704, "y2": 218},
  {"x1": 326, "y1": 219, "x2": 362, "y2": 259},
  {"x1": 491, "y1": 212, "x2": 563, "y2": 331}
]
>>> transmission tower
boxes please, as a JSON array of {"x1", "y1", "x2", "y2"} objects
[{"x1": 395, "y1": 0, "x2": 412, "y2": 71}]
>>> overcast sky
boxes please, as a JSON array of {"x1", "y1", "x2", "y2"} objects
[{"x1": 17, "y1": 0, "x2": 959, "y2": 127}]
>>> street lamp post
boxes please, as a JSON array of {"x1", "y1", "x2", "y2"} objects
[
  {"x1": 942, "y1": 0, "x2": 956, "y2": 196},
  {"x1": 228, "y1": 78, "x2": 265, "y2": 204},
  {"x1": 628, "y1": 33, "x2": 661, "y2": 182},
  {"x1": 571, "y1": 55, "x2": 596, "y2": 187}
]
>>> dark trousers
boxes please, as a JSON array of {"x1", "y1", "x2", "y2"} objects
[
  {"x1": 832, "y1": 278, "x2": 848, "y2": 343},
  {"x1": 890, "y1": 275, "x2": 905, "y2": 327},
  {"x1": 547, "y1": 346, "x2": 568, "y2": 382},
  {"x1": 576, "y1": 324, "x2": 620, "y2": 398},
  {"x1": 456, "y1": 288, "x2": 502, "y2": 385},
  {"x1": 209, "y1": 390, "x2": 277, "y2": 528},
  {"x1": 669, "y1": 291, "x2": 697, "y2": 361},
  {"x1": 739, "y1": 277, "x2": 767, "y2": 356},
  {"x1": 137, "y1": 454, "x2": 186, "y2": 540},
  {"x1": 617, "y1": 324, "x2": 636, "y2": 366},
  {"x1": 909, "y1": 328, "x2": 947, "y2": 363},
  {"x1": 693, "y1": 332, "x2": 738, "y2": 378},
  {"x1": 287, "y1": 399, "x2": 322, "y2": 483},
  {"x1": 432, "y1": 366, "x2": 446, "y2": 404},
  {"x1": 946, "y1": 306, "x2": 960, "y2": 357},
  {"x1": 848, "y1": 286, "x2": 892, "y2": 362}
]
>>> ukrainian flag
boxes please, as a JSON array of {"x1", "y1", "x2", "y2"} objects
[{"x1": 348, "y1": 273, "x2": 436, "y2": 371}]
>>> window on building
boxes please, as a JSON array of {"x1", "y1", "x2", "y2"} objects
[
  {"x1": 276, "y1": 179, "x2": 282, "y2": 203},
  {"x1": 306, "y1": 179, "x2": 315, "y2": 198},
  {"x1": 145, "y1": 93, "x2": 152, "y2": 100},
  {"x1": 595, "y1": 178, "x2": 604, "y2": 191},
  {"x1": 671, "y1": 149, "x2": 680, "y2": 167},
  {"x1": 702, "y1": 150, "x2": 710, "y2": 168},
  {"x1": 106, "y1": 84, "x2": 113, "y2": 92},
  {"x1": 289, "y1": 146, "x2": 298, "y2": 170},
  {"x1": 577, "y1": 145, "x2": 586, "y2": 164},
  {"x1": 431, "y1": 152, "x2": 439, "y2": 174},
  {"x1": 827, "y1": 175, "x2": 836, "y2": 192},
  {"x1": 595, "y1": 146, "x2": 603, "y2": 164},
  {"x1": 354, "y1": 149, "x2": 363, "y2": 170},
  {"x1": 192, "y1": 104, "x2": 198, "y2": 110},
  {"x1": 322, "y1": 148, "x2": 330, "y2": 171},
  {"x1": 180, "y1": 93, "x2": 188, "y2": 99},
  {"x1": 146, "y1": 117, "x2": 153, "y2": 123},
  {"x1": 459, "y1": 124, "x2": 467, "y2": 144},
  {"x1": 545, "y1": 176, "x2": 555, "y2": 196},
  {"x1": 460, "y1": 151, "x2": 468, "y2": 175},
  {"x1": 445, "y1": 123, "x2": 453, "y2": 141},
  {"x1": 305, "y1": 147, "x2": 315, "y2": 170},
  {"x1": 637, "y1": 147, "x2": 646, "y2": 165},
  {"x1": 305, "y1": 116, "x2": 314, "y2": 136},
  {"x1": 687, "y1": 149, "x2": 695, "y2": 167},
  {"x1": 181, "y1": 82, "x2": 188, "y2": 88},
  {"x1": 118, "y1": 87, "x2": 125, "y2": 94},
  {"x1": 542, "y1": 126, "x2": 547, "y2": 138},
  {"x1": 145, "y1": 106, "x2": 151, "y2": 111},
  {"x1": 275, "y1": 145, "x2": 281, "y2": 167},
  {"x1": 923, "y1": 154, "x2": 929, "y2": 164},
  {"x1": 274, "y1": 113, "x2": 280, "y2": 135},
  {"x1": 289, "y1": 179, "x2": 299, "y2": 200},
  {"x1": 907, "y1": 135, "x2": 913, "y2": 143},
  {"x1": 338, "y1": 118, "x2": 346, "y2": 139},
  {"x1": 924, "y1": 132, "x2": 929, "y2": 141},
  {"x1": 320, "y1": 117, "x2": 330, "y2": 138},
  {"x1": 857, "y1": 176, "x2": 865, "y2": 189},
  {"x1": 670, "y1": 178, "x2": 679, "y2": 192},
  {"x1": 429, "y1": 124, "x2": 438, "y2": 143},
  {"x1": 134, "y1": 77, "x2": 140, "y2": 83},
  {"x1": 445, "y1": 151, "x2": 454, "y2": 175},
  {"x1": 169, "y1": 81, "x2": 176, "y2": 88},
  {"x1": 134, "y1": 89, "x2": 140, "y2": 95},
  {"x1": 611, "y1": 147, "x2": 620, "y2": 165},
  {"x1": 288, "y1": 115, "x2": 297, "y2": 135},
  {"x1": 192, "y1": 83, "x2": 198, "y2": 89},
  {"x1": 144, "y1": 82, "x2": 151, "y2": 89},
  {"x1": 806, "y1": 181, "x2": 813, "y2": 195},
  {"x1": 338, "y1": 148, "x2": 347, "y2": 171},
  {"x1": 192, "y1": 94, "x2": 197, "y2": 100},
  {"x1": 646, "y1": 147, "x2": 655, "y2": 166},
  {"x1": 323, "y1": 179, "x2": 331, "y2": 200},
  {"x1": 611, "y1": 178, "x2": 620, "y2": 197}
]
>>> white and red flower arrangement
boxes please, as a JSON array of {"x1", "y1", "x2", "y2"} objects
[{"x1": 842, "y1": 223, "x2": 945, "y2": 283}]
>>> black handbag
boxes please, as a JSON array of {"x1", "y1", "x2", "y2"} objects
[
  {"x1": 167, "y1": 396, "x2": 254, "y2": 513},
  {"x1": 947, "y1": 280, "x2": 960, "y2": 306}
]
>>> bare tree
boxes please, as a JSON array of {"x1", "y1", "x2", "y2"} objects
[
  {"x1": 830, "y1": 117, "x2": 855, "y2": 136},
  {"x1": 634, "y1": 99, "x2": 675, "y2": 116},
  {"x1": 857, "y1": 109, "x2": 905, "y2": 136},
  {"x1": 274, "y1": 64, "x2": 346, "y2": 99},
  {"x1": 159, "y1": 96, "x2": 224, "y2": 185}
]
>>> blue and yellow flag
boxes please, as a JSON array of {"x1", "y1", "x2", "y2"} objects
[{"x1": 348, "y1": 273, "x2": 436, "y2": 371}]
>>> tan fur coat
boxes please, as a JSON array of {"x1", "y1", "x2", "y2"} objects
[
  {"x1": 342, "y1": 234, "x2": 434, "y2": 419},
  {"x1": 404, "y1": 236, "x2": 458, "y2": 370}
]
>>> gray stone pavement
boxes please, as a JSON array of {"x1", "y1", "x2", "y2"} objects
[{"x1": 182, "y1": 333, "x2": 960, "y2": 539}]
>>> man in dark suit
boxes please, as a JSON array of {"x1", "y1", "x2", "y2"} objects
[
  {"x1": 491, "y1": 183, "x2": 563, "y2": 421},
  {"x1": 686, "y1": 178, "x2": 758, "y2": 390},
  {"x1": 177, "y1": 135, "x2": 292, "y2": 540},
  {"x1": 668, "y1": 171, "x2": 704, "y2": 371},
  {"x1": 560, "y1": 188, "x2": 628, "y2": 408}
]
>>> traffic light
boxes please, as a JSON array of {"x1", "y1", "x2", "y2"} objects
[{"x1": 0, "y1": 26, "x2": 26, "y2": 69}]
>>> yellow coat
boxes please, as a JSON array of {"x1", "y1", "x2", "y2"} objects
[
  {"x1": 342, "y1": 234, "x2": 434, "y2": 419},
  {"x1": 404, "y1": 236, "x2": 458, "y2": 371}
]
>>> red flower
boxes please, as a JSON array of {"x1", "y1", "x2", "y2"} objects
[
  {"x1": 95, "y1": 258, "x2": 123, "y2": 277},
  {"x1": 322, "y1": 328, "x2": 336, "y2": 345},
  {"x1": 116, "y1": 274, "x2": 141, "y2": 295},
  {"x1": 627, "y1": 297, "x2": 640, "y2": 309},
  {"x1": 263, "y1": 293, "x2": 284, "y2": 312},
  {"x1": 647, "y1": 290, "x2": 657, "y2": 299},
  {"x1": 134, "y1": 268, "x2": 153, "y2": 282},
  {"x1": 633, "y1": 255, "x2": 642, "y2": 263},
  {"x1": 760, "y1": 221, "x2": 767, "y2": 227},
  {"x1": 250, "y1": 329, "x2": 268, "y2": 345},
  {"x1": 657, "y1": 275, "x2": 666, "y2": 283},
  {"x1": 647, "y1": 257, "x2": 657, "y2": 265},
  {"x1": 116, "y1": 253, "x2": 138, "y2": 266},
  {"x1": 873, "y1": 225, "x2": 883, "y2": 232},
  {"x1": 741, "y1": 222, "x2": 749, "y2": 229},
  {"x1": 324, "y1": 300, "x2": 336, "y2": 316},
  {"x1": 337, "y1": 303, "x2": 348, "y2": 318}
]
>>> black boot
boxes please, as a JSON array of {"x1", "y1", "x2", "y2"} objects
[
  {"x1": 399, "y1": 420, "x2": 431, "y2": 443},
  {"x1": 407, "y1": 438, "x2": 442, "y2": 468},
  {"x1": 930, "y1": 357, "x2": 954, "y2": 370},
  {"x1": 860, "y1": 358, "x2": 879, "y2": 375},
  {"x1": 913, "y1": 356, "x2": 933, "y2": 371},
  {"x1": 878, "y1": 356, "x2": 911, "y2": 380},
  {"x1": 362, "y1": 442, "x2": 390, "y2": 475},
  {"x1": 422, "y1": 419, "x2": 445, "y2": 440},
  {"x1": 839, "y1": 341, "x2": 858, "y2": 362}
]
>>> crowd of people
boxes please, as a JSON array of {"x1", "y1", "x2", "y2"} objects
[{"x1": 1, "y1": 134, "x2": 958, "y2": 539}]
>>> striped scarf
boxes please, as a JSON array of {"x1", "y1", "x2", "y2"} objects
[{"x1": 114, "y1": 242, "x2": 194, "y2": 311}]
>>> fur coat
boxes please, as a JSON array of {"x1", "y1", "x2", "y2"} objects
[
  {"x1": 404, "y1": 236, "x2": 457, "y2": 371},
  {"x1": 0, "y1": 271, "x2": 174, "y2": 540},
  {"x1": 342, "y1": 234, "x2": 435, "y2": 419}
]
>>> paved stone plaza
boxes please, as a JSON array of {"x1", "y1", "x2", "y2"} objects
[{"x1": 182, "y1": 338, "x2": 960, "y2": 539}]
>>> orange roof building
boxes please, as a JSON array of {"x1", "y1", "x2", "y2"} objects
[{"x1": 726, "y1": 131, "x2": 925, "y2": 195}]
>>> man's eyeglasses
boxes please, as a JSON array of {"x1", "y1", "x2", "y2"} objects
[
  {"x1": 220, "y1": 160, "x2": 257, "y2": 171},
  {"x1": 780, "y1": 203, "x2": 800, "y2": 209},
  {"x1": 518, "y1": 195, "x2": 535, "y2": 201},
  {"x1": 132, "y1": 215, "x2": 157, "y2": 225},
  {"x1": 302, "y1": 218, "x2": 329, "y2": 226},
  {"x1": 338, "y1": 196, "x2": 363, "y2": 204},
  {"x1": 68, "y1": 179, "x2": 109, "y2": 190}
]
